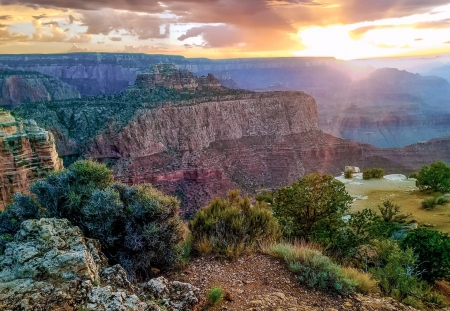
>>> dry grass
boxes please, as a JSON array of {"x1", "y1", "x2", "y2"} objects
[
  {"x1": 340, "y1": 267, "x2": 378, "y2": 294},
  {"x1": 194, "y1": 235, "x2": 213, "y2": 254}
]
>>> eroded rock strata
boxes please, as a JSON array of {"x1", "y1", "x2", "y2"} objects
[
  {"x1": 0, "y1": 69, "x2": 80, "y2": 109},
  {"x1": 13, "y1": 66, "x2": 450, "y2": 216},
  {"x1": 0, "y1": 109, "x2": 62, "y2": 210}
]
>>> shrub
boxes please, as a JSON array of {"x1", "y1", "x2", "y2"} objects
[
  {"x1": 401, "y1": 228, "x2": 450, "y2": 283},
  {"x1": 273, "y1": 173, "x2": 353, "y2": 240},
  {"x1": 206, "y1": 286, "x2": 223, "y2": 306},
  {"x1": 415, "y1": 161, "x2": 450, "y2": 192},
  {"x1": 362, "y1": 168, "x2": 385, "y2": 180},
  {"x1": 344, "y1": 170, "x2": 353, "y2": 179},
  {"x1": 269, "y1": 242, "x2": 357, "y2": 295},
  {"x1": 421, "y1": 195, "x2": 449, "y2": 210},
  {"x1": 368, "y1": 240, "x2": 445, "y2": 308},
  {"x1": 378, "y1": 200, "x2": 410, "y2": 223},
  {"x1": 189, "y1": 190, "x2": 281, "y2": 258},
  {"x1": 5, "y1": 160, "x2": 185, "y2": 282}
]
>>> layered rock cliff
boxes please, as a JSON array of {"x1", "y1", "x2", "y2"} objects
[
  {"x1": 0, "y1": 109, "x2": 62, "y2": 209},
  {"x1": 13, "y1": 66, "x2": 450, "y2": 216},
  {"x1": 0, "y1": 69, "x2": 80, "y2": 109}
]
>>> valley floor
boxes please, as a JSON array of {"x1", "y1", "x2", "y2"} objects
[{"x1": 338, "y1": 174, "x2": 450, "y2": 233}]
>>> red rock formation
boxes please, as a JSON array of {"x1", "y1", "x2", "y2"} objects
[{"x1": 0, "y1": 109, "x2": 62, "y2": 209}]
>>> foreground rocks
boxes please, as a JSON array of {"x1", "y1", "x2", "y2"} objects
[{"x1": 0, "y1": 218, "x2": 200, "y2": 311}]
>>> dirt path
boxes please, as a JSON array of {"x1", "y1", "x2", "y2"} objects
[{"x1": 166, "y1": 253, "x2": 422, "y2": 311}]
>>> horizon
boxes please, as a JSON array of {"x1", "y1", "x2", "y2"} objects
[{"x1": 1, "y1": 1, "x2": 450, "y2": 60}]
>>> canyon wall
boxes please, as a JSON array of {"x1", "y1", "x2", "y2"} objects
[
  {"x1": 0, "y1": 109, "x2": 62, "y2": 209},
  {"x1": 0, "y1": 69, "x2": 80, "y2": 109},
  {"x1": 13, "y1": 66, "x2": 450, "y2": 216}
]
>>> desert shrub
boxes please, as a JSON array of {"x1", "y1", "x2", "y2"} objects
[
  {"x1": 273, "y1": 173, "x2": 353, "y2": 240},
  {"x1": 6, "y1": 160, "x2": 185, "y2": 282},
  {"x1": 255, "y1": 190, "x2": 274, "y2": 204},
  {"x1": 368, "y1": 240, "x2": 445, "y2": 308},
  {"x1": 189, "y1": 190, "x2": 281, "y2": 258},
  {"x1": 344, "y1": 170, "x2": 353, "y2": 179},
  {"x1": 421, "y1": 195, "x2": 449, "y2": 210},
  {"x1": 415, "y1": 161, "x2": 450, "y2": 192},
  {"x1": 270, "y1": 242, "x2": 358, "y2": 295},
  {"x1": 401, "y1": 228, "x2": 450, "y2": 283},
  {"x1": 206, "y1": 286, "x2": 223, "y2": 306},
  {"x1": 362, "y1": 168, "x2": 385, "y2": 180},
  {"x1": 378, "y1": 200, "x2": 410, "y2": 223}
]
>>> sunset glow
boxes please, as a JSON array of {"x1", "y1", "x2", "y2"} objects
[{"x1": 1, "y1": 0, "x2": 450, "y2": 59}]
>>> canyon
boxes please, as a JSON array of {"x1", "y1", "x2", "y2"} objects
[
  {"x1": 0, "y1": 109, "x2": 62, "y2": 209},
  {"x1": 2, "y1": 53, "x2": 450, "y2": 148},
  {"x1": 12, "y1": 65, "x2": 450, "y2": 216},
  {"x1": 0, "y1": 68, "x2": 80, "y2": 109}
]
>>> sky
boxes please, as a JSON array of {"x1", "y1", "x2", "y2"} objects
[{"x1": 1, "y1": 0, "x2": 450, "y2": 59}]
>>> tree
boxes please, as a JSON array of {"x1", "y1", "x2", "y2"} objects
[
  {"x1": 401, "y1": 228, "x2": 450, "y2": 283},
  {"x1": 415, "y1": 161, "x2": 450, "y2": 193},
  {"x1": 273, "y1": 173, "x2": 353, "y2": 240}
]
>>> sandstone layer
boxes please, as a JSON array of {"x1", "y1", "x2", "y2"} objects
[
  {"x1": 0, "y1": 109, "x2": 62, "y2": 210},
  {"x1": 13, "y1": 66, "x2": 450, "y2": 216},
  {"x1": 0, "y1": 218, "x2": 201, "y2": 311},
  {"x1": 0, "y1": 69, "x2": 80, "y2": 109}
]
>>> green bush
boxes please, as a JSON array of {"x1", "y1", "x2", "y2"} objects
[
  {"x1": 270, "y1": 243, "x2": 357, "y2": 295},
  {"x1": 273, "y1": 173, "x2": 353, "y2": 240},
  {"x1": 415, "y1": 161, "x2": 450, "y2": 192},
  {"x1": 421, "y1": 195, "x2": 449, "y2": 210},
  {"x1": 368, "y1": 240, "x2": 446, "y2": 308},
  {"x1": 206, "y1": 286, "x2": 223, "y2": 306},
  {"x1": 401, "y1": 228, "x2": 450, "y2": 283},
  {"x1": 362, "y1": 168, "x2": 385, "y2": 180},
  {"x1": 3, "y1": 160, "x2": 185, "y2": 282},
  {"x1": 344, "y1": 170, "x2": 353, "y2": 179},
  {"x1": 189, "y1": 190, "x2": 281, "y2": 257}
]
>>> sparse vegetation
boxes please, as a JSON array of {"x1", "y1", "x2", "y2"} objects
[
  {"x1": 362, "y1": 168, "x2": 385, "y2": 180},
  {"x1": 421, "y1": 195, "x2": 449, "y2": 209},
  {"x1": 206, "y1": 286, "x2": 223, "y2": 307},
  {"x1": 270, "y1": 243, "x2": 357, "y2": 295},
  {"x1": 189, "y1": 190, "x2": 281, "y2": 258}
]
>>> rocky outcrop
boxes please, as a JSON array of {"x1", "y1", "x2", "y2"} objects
[
  {"x1": 0, "y1": 69, "x2": 80, "y2": 109},
  {"x1": 135, "y1": 64, "x2": 221, "y2": 91},
  {"x1": 0, "y1": 218, "x2": 201, "y2": 311},
  {"x1": 0, "y1": 109, "x2": 62, "y2": 210}
]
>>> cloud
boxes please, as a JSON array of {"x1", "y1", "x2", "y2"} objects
[
  {"x1": 68, "y1": 43, "x2": 90, "y2": 52},
  {"x1": 0, "y1": 15, "x2": 12, "y2": 20},
  {"x1": 80, "y1": 9, "x2": 171, "y2": 40},
  {"x1": 0, "y1": 27, "x2": 29, "y2": 43},
  {"x1": 178, "y1": 25, "x2": 245, "y2": 48},
  {"x1": 41, "y1": 21, "x2": 59, "y2": 26},
  {"x1": 32, "y1": 13, "x2": 47, "y2": 19},
  {"x1": 67, "y1": 33, "x2": 92, "y2": 43},
  {"x1": 31, "y1": 19, "x2": 67, "y2": 41},
  {"x1": 109, "y1": 36, "x2": 122, "y2": 41}
]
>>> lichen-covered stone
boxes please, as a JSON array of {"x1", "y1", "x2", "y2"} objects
[
  {"x1": 0, "y1": 109, "x2": 62, "y2": 209},
  {"x1": 0, "y1": 218, "x2": 201, "y2": 311}
]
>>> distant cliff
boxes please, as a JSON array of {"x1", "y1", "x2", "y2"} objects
[
  {"x1": 0, "y1": 109, "x2": 62, "y2": 209},
  {"x1": 13, "y1": 66, "x2": 450, "y2": 216},
  {"x1": 0, "y1": 69, "x2": 80, "y2": 109}
]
